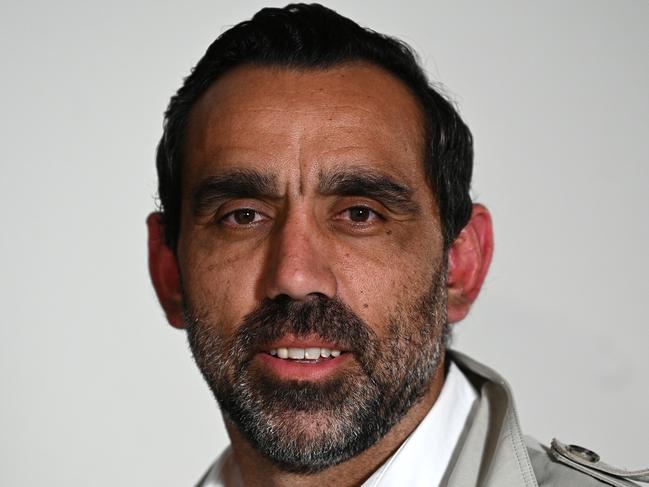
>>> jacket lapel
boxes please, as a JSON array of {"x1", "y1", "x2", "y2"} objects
[{"x1": 446, "y1": 351, "x2": 539, "y2": 487}]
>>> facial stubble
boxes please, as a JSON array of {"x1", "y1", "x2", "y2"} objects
[{"x1": 184, "y1": 263, "x2": 450, "y2": 473}]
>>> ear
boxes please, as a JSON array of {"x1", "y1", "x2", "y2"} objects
[
  {"x1": 146, "y1": 212, "x2": 186, "y2": 329},
  {"x1": 446, "y1": 204, "x2": 494, "y2": 323}
]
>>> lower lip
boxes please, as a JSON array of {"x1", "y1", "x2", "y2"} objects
[{"x1": 255, "y1": 352, "x2": 351, "y2": 381}]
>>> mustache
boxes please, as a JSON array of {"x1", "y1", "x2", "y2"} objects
[{"x1": 231, "y1": 294, "x2": 375, "y2": 359}]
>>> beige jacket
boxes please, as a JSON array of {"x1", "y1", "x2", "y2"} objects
[{"x1": 448, "y1": 351, "x2": 648, "y2": 487}]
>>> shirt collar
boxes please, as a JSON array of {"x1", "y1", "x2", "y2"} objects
[{"x1": 362, "y1": 361, "x2": 477, "y2": 487}]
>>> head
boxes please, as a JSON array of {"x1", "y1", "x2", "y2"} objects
[{"x1": 148, "y1": 3, "x2": 493, "y2": 474}]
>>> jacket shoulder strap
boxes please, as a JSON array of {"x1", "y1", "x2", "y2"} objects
[{"x1": 526, "y1": 436, "x2": 648, "y2": 487}]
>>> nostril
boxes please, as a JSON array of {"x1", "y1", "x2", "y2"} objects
[
  {"x1": 268, "y1": 293, "x2": 329, "y2": 307},
  {"x1": 272, "y1": 294, "x2": 293, "y2": 305}
]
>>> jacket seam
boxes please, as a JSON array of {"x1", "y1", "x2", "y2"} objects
[{"x1": 507, "y1": 409, "x2": 539, "y2": 487}]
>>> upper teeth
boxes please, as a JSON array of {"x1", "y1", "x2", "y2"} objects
[{"x1": 269, "y1": 347, "x2": 342, "y2": 359}]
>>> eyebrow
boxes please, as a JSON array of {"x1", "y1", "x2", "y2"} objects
[
  {"x1": 191, "y1": 169, "x2": 280, "y2": 216},
  {"x1": 318, "y1": 168, "x2": 421, "y2": 215}
]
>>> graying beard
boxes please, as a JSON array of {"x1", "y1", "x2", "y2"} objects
[{"x1": 184, "y1": 267, "x2": 449, "y2": 473}]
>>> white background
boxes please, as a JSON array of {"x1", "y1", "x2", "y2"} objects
[{"x1": 1, "y1": 1, "x2": 647, "y2": 485}]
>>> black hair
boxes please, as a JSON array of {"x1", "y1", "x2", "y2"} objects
[{"x1": 156, "y1": 3, "x2": 473, "y2": 250}]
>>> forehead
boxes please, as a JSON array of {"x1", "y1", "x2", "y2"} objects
[{"x1": 184, "y1": 62, "x2": 426, "y2": 186}]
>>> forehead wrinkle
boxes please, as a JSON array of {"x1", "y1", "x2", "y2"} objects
[{"x1": 186, "y1": 63, "x2": 428, "y2": 200}]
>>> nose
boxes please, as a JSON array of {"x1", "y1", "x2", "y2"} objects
[{"x1": 263, "y1": 212, "x2": 337, "y2": 301}]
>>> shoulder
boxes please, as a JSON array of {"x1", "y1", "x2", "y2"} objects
[{"x1": 525, "y1": 436, "x2": 647, "y2": 487}]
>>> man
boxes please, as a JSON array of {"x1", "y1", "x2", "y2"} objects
[{"x1": 147, "y1": 4, "x2": 648, "y2": 486}]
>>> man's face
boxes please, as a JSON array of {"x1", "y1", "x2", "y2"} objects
[{"x1": 176, "y1": 63, "x2": 448, "y2": 471}]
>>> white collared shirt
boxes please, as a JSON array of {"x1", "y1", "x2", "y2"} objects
[
  {"x1": 362, "y1": 361, "x2": 477, "y2": 486},
  {"x1": 198, "y1": 361, "x2": 477, "y2": 487}
]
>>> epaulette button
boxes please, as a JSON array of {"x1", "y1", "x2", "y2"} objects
[{"x1": 567, "y1": 444, "x2": 600, "y2": 463}]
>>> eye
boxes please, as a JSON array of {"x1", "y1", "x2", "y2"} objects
[
  {"x1": 339, "y1": 206, "x2": 382, "y2": 223},
  {"x1": 221, "y1": 208, "x2": 267, "y2": 226}
]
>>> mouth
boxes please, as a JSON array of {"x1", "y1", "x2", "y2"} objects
[
  {"x1": 269, "y1": 346, "x2": 342, "y2": 360},
  {"x1": 255, "y1": 340, "x2": 351, "y2": 381}
]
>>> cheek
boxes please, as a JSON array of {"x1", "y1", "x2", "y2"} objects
[
  {"x1": 333, "y1": 228, "x2": 441, "y2": 329},
  {"x1": 179, "y1": 237, "x2": 266, "y2": 332}
]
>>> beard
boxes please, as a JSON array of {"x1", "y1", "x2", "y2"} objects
[{"x1": 184, "y1": 263, "x2": 450, "y2": 474}]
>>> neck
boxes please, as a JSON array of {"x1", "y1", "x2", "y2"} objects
[{"x1": 225, "y1": 355, "x2": 447, "y2": 487}]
